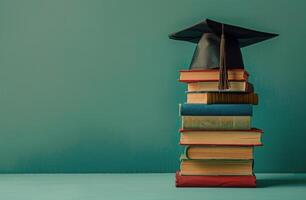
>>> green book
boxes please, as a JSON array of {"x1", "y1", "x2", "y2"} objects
[{"x1": 182, "y1": 116, "x2": 251, "y2": 130}]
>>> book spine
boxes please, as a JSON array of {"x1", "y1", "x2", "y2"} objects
[
  {"x1": 207, "y1": 93, "x2": 258, "y2": 104},
  {"x1": 182, "y1": 116, "x2": 251, "y2": 130},
  {"x1": 175, "y1": 172, "x2": 256, "y2": 187},
  {"x1": 180, "y1": 104, "x2": 253, "y2": 116}
]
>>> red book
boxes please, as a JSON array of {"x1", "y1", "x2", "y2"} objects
[{"x1": 175, "y1": 172, "x2": 256, "y2": 187}]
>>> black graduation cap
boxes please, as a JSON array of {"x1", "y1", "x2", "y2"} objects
[{"x1": 169, "y1": 19, "x2": 278, "y2": 90}]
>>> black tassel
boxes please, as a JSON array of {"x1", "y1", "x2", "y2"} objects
[{"x1": 218, "y1": 24, "x2": 229, "y2": 90}]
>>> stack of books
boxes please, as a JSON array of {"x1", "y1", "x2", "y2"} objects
[{"x1": 176, "y1": 69, "x2": 263, "y2": 187}]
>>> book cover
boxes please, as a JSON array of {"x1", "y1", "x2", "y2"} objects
[
  {"x1": 180, "y1": 104, "x2": 253, "y2": 116},
  {"x1": 175, "y1": 172, "x2": 256, "y2": 187}
]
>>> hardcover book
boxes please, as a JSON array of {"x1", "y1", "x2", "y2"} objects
[
  {"x1": 180, "y1": 128, "x2": 263, "y2": 146},
  {"x1": 184, "y1": 146, "x2": 253, "y2": 159},
  {"x1": 182, "y1": 116, "x2": 251, "y2": 130},
  {"x1": 175, "y1": 172, "x2": 256, "y2": 187},
  {"x1": 180, "y1": 104, "x2": 253, "y2": 116},
  {"x1": 179, "y1": 69, "x2": 249, "y2": 82},
  {"x1": 180, "y1": 158, "x2": 253, "y2": 176},
  {"x1": 187, "y1": 81, "x2": 252, "y2": 92},
  {"x1": 187, "y1": 92, "x2": 258, "y2": 104}
]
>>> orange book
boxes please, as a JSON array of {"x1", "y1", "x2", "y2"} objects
[
  {"x1": 179, "y1": 69, "x2": 248, "y2": 82},
  {"x1": 187, "y1": 92, "x2": 258, "y2": 104},
  {"x1": 184, "y1": 146, "x2": 253, "y2": 160}
]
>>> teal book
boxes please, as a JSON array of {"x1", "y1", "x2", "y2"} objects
[{"x1": 180, "y1": 104, "x2": 252, "y2": 116}]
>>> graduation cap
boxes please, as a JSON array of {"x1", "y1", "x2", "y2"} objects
[{"x1": 169, "y1": 19, "x2": 278, "y2": 90}]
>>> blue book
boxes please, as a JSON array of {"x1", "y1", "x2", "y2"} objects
[{"x1": 180, "y1": 104, "x2": 252, "y2": 116}]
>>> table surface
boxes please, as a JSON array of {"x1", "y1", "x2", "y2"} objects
[{"x1": 0, "y1": 173, "x2": 305, "y2": 200}]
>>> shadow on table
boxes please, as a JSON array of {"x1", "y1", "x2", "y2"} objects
[{"x1": 257, "y1": 177, "x2": 306, "y2": 188}]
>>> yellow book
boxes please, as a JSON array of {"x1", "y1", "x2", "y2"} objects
[{"x1": 180, "y1": 129, "x2": 263, "y2": 146}]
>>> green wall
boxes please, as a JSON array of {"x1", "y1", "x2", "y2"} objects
[{"x1": 0, "y1": 0, "x2": 304, "y2": 173}]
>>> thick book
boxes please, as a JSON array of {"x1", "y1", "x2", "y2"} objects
[
  {"x1": 179, "y1": 104, "x2": 253, "y2": 116},
  {"x1": 187, "y1": 92, "x2": 258, "y2": 104},
  {"x1": 184, "y1": 146, "x2": 253, "y2": 159},
  {"x1": 187, "y1": 81, "x2": 253, "y2": 92},
  {"x1": 179, "y1": 69, "x2": 249, "y2": 82},
  {"x1": 182, "y1": 116, "x2": 251, "y2": 130},
  {"x1": 180, "y1": 129, "x2": 263, "y2": 146},
  {"x1": 180, "y1": 158, "x2": 253, "y2": 176},
  {"x1": 176, "y1": 172, "x2": 256, "y2": 187}
]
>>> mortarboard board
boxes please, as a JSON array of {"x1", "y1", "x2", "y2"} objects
[{"x1": 169, "y1": 19, "x2": 278, "y2": 90}]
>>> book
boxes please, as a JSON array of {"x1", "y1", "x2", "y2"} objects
[
  {"x1": 187, "y1": 81, "x2": 252, "y2": 92},
  {"x1": 180, "y1": 128, "x2": 263, "y2": 146},
  {"x1": 182, "y1": 116, "x2": 251, "y2": 130},
  {"x1": 184, "y1": 146, "x2": 253, "y2": 159},
  {"x1": 175, "y1": 172, "x2": 256, "y2": 187},
  {"x1": 180, "y1": 104, "x2": 253, "y2": 116},
  {"x1": 187, "y1": 92, "x2": 258, "y2": 104},
  {"x1": 180, "y1": 158, "x2": 253, "y2": 176},
  {"x1": 179, "y1": 69, "x2": 249, "y2": 82}
]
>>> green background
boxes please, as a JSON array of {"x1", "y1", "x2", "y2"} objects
[{"x1": 0, "y1": 0, "x2": 304, "y2": 173}]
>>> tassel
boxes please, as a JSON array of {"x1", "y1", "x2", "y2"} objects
[{"x1": 218, "y1": 24, "x2": 229, "y2": 90}]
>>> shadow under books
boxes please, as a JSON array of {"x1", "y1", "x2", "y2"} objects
[{"x1": 257, "y1": 176, "x2": 306, "y2": 188}]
